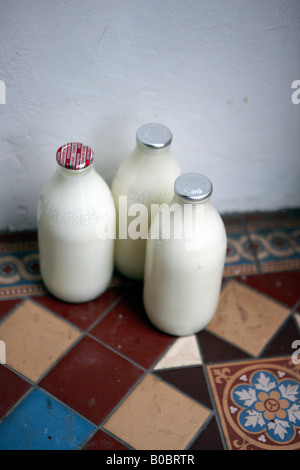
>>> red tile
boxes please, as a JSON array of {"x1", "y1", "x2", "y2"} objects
[
  {"x1": 83, "y1": 429, "x2": 130, "y2": 450},
  {"x1": 189, "y1": 417, "x2": 224, "y2": 450},
  {"x1": 32, "y1": 287, "x2": 125, "y2": 330},
  {"x1": 0, "y1": 231, "x2": 38, "y2": 244},
  {"x1": 155, "y1": 366, "x2": 213, "y2": 409},
  {"x1": 0, "y1": 366, "x2": 31, "y2": 419},
  {"x1": 90, "y1": 287, "x2": 174, "y2": 369},
  {"x1": 0, "y1": 299, "x2": 22, "y2": 321},
  {"x1": 39, "y1": 336, "x2": 143, "y2": 425},
  {"x1": 236, "y1": 271, "x2": 300, "y2": 310},
  {"x1": 261, "y1": 317, "x2": 300, "y2": 358},
  {"x1": 198, "y1": 330, "x2": 251, "y2": 364}
]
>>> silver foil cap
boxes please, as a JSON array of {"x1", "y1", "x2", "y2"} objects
[
  {"x1": 174, "y1": 173, "x2": 213, "y2": 202},
  {"x1": 136, "y1": 123, "x2": 172, "y2": 149}
]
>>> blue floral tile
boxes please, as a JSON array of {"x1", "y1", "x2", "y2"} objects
[
  {"x1": 232, "y1": 370, "x2": 300, "y2": 444},
  {"x1": 207, "y1": 357, "x2": 300, "y2": 450},
  {"x1": 0, "y1": 388, "x2": 95, "y2": 450}
]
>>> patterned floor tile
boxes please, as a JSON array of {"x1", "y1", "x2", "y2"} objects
[
  {"x1": 0, "y1": 300, "x2": 82, "y2": 382},
  {"x1": 39, "y1": 335, "x2": 143, "y2": 425},
  {"x1": 207, "y1": 357, "x2": 300, "y2": 450},
  {"x1": 206, "y1": 280, "x2": 291, "y2": 357},
  {"x1": 103, "y1": 373, "x2": 211, "y2": 450},
  {"x1": 0, "y1": 388, "x2": 95, "y2": 450},
  {"x1": 0, "y1": 234, "x2": 45, "y2": 299},
  {"x1": 224, "y1": 232, "x2": 259, "y2": 277},
  {"x1": 90, "y1": 287, "x2": 174, "y2": 369},
  {"x1": 245, "y1": 213, "x2": 300, "y2": 273}
]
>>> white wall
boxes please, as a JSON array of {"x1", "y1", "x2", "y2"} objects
[{"x1": 1, "y1": 0, "x2": 300, "y2": 231}]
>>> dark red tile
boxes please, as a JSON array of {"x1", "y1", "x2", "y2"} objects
[
  {"x1": 198, "y1": 330, "x2": 251, "y2": 364},
  {"x1": 236, "y1": 271, "x2": 300, "y2": 310},
  {"x1": 155, "y1": 366, "x2": 213, "y2": 410},
  {"x1": 83, "y1": 429, "x2": 130, "y2": 450},
  {"x1": 90, "y1": 287, "x2": 174, "y2": 369},
  {"x1": 245, "y1": 209, "x2": 300, "y2": 225},
  {"x1": 32, "y1": 287, "x2": 125, "y2": 330},
  {"x1": 0, "y1": 366, "x2": 31, "y2": 419},
  {"x1": 0, "y1": 231, "x2": 38, "y2": 244},
  {"x1": 261, "y1": 317, "x2": 300, "y2": 358},
  {"x1": 0, "y1": 298, "x2": 22, "y2": 321},
  {"x1": 39, "y1": 336, "x2": 143, "y2": 425},
  {"x1": 189, "y1": 417, "x2": 224, "y2": 450}
]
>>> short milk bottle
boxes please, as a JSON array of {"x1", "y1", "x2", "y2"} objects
[
  {"x1": 111, "y1": 123, "x2": 181, "y2": 280},
  {"x1": 37, "y1": 142, "x2": 115, "y2": 303},
  {"x1": 143, "y1": 172, "x2": 227, "y2": 336}
]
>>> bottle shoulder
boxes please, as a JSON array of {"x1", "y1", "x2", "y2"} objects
[
  {"x1": 112, "y1": 148, "x2": 181, "y2": 197},
  {"x1": 39, "y1": 168, "x2": 114, "y2": 209}
]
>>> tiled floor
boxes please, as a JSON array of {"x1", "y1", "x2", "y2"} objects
[{"x1": 0, "y1": 209, "x2": 299, "y2": 450}]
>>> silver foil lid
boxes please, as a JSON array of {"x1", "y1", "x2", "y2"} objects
[
  {"x1": 136, "y1": 123, "x2": 172, "y2": 149},
  {"x1": 174, "y1": 173, "x2": 213, "y2": 202}
]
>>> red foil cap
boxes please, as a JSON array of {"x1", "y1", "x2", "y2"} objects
[{"x1": 56, "y1": 142, "x2": 94, "y2": 170}]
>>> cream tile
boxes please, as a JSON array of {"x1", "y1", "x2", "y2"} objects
[
  {"x1": 154, "y1": 335, "x2": 202, "y2": 370},
  {"x1": 0, "y1": 299, "x2": 82, "y2": 381},
  {"x1": 206, "y1": 280, "x2": 291, "y2": 356},
  {"x1": 104, "y1": 373, "x2": 210, "y2": 450}
]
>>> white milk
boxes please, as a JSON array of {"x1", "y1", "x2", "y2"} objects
[
  {"x1": 37, "y1": 142, "x2": 115, "y2": 303},
  {"x1": 111, "y1": 123, "x2": 181, "y2": 280},
  {"x1": 143, "y1": 173, "x2": 227, "y2": 336}
]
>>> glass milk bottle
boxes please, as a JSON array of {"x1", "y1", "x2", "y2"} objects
[
  {"x1": 111, "y1": 123, "x2": 181, "y2": 280},
  {"x1": 143, "y1": 173, "x2": 227, "y2": 336},
  {"x1": 37, "y1": 142, "x2": 115, "y2": 303}
]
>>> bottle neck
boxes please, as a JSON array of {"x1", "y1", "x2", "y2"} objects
[
  {"x1": 172, "y1": 191, "x2": 212, "y2": 208},
  {"x1": 135, "y1": 141, "x2": 172, "y2": 157},
  {"x1": 56, "y1": 162, "x2": 94, "y2": 178}
]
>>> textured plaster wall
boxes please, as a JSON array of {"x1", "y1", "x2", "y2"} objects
[{"x1": 0, "y1": 0, "x2": 300, "y2": 231}]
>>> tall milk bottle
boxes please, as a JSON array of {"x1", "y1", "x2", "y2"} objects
[
  {"x1": 111, "y1": 123, "x2": 181, "y2": 280},
  {"x1": 37, "y1": 142, "x2": 115, "y2": 303},
  {"x1": 143, "y1": 172, "x2": 227, "y2": 336}
]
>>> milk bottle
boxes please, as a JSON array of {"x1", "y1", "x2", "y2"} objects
[
  {"x1": 37, "y1": 142, "x2": 115, "y2": 303},
  {"x1": 111, "y1": 123, "x2": 181, "y2": 280},
  {"x1": 143, "y1": 172, "x2": 227, "y2": 336}
]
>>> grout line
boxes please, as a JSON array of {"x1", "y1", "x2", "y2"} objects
[
  {"x1": 85, "y1": 287, "x2": 128, "y2": 333},
  {"x1": 0, "y1": 376, "x2": 34, "y2": 427}
]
